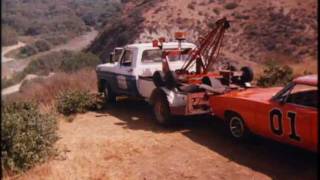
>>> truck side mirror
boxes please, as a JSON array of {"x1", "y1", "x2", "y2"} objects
[
  {"x1": 109, "y1": 52, "x2": 114, "y2": 63},
  {"x1": 101, "y1": 58, "x2": 107, "y2": 64},
  {"x1": 102, "y1": 52, "x2": 114, "y2": 64}
]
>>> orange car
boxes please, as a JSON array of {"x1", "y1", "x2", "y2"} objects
[{"x1": 209, "y1": 75, "x2": 318, "y2": 152}]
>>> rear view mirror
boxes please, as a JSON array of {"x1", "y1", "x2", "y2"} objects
[{"x1": 277, "y1": 96, "x2": 286, "y2": 105}]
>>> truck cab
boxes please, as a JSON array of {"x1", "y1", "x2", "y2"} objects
[{"x1": 96, "y1": 42, "x2": 196, "y2": 99}]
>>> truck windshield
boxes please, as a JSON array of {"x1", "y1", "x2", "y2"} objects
[{"x1": 141, "y1": 48, "x2": 191, "y2": 63}]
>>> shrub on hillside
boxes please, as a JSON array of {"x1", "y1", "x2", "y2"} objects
[
  {"x1": 34, "y1": 40, "x2": 51, "y2": 52},
  {"x1": 224, "y1": 2, "x2": 238, "y2": 10},
  {"x1": 44, "y1": 35, "x2": 68, "y2": 46},
  {"x1": 19, "y1": 44, "x2": 38, "y2": 57},
  {"x1": 1, "y1": 101, "x2": 58, "y2": 173},
  {"x1": 56, "y1": 90, "x2": 101, "y2": 116},
  {"x1": 60, "y1": 52, "x2": 100, "y2": 72},
  {"x1": 187, "y1": 3, "x2": 195, "y2": 10},
  {"x1": 1, "y1": 51, "x2": 100, "y2": 90},
  {"x1": 22, "y1": 50, "x2": 99, "y2": 76},
  {"x1": 257, "y1": 60, "x2": 293, "y2": 87},
  {"x1": 4, "y1": 69, "x2": 97, "y2": 108}
]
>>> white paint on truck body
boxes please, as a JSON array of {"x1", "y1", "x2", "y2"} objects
[{"x1": 96, "y1": 42, "x2": 196, "y2": 100}]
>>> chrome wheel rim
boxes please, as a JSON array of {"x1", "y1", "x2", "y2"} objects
[{"x1": 229, "y1": 116, "x2": 244, "y2": 138}]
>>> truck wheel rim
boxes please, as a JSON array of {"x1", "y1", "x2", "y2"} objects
[
  {"x1": 229, "y1": 117, "x2": 244, "y2": 138},
  {"x1": 154, "y1": 102, "x2": 165, "y2": 123}
]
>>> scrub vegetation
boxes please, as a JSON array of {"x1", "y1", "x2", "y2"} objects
[
  {"x1": 2, "y1": 0, "x2": 122, "y2": 46},
  {"x1": 1, "y1": 101, "x2": 58, "y2": 174}
]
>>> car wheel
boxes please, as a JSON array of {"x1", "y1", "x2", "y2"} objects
[
  {"x1": 227, "y1": 114, "x2": 249, "y2": 139},
  {"x1": 104, "y1": 83, "x2": 116, "y2": 103},
  {"x1": 153, "y1": 93, "x2": 171, "y2": 125}
]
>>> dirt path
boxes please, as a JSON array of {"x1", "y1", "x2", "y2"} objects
[
  {"x1": 1, "y1": 73, "x2": 55, "y2": 96},
  {"x1": 1, "y1": 29, "x2": 98, "y2": 79},
  {"x1": 1, "y1": 41, "x2": 26, "y2": 63},
  {"x1": 13, "y1": 99, "x2": 317, "y2": 180}
]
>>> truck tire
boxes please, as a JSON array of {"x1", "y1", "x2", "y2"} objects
[
  {"x1": 240, "y1": 66, "x2": 254, "y2": 83},
  {"x1": 103, "y1": 83, "x2": 116, "y2": 103},
  {"x1": 226, "y1": 113, "x2": 249, "y2": 140},
  {"x1": 153, "y1": 92, "x2": 172, "y2": 125},
  {"x1": 153, "y1": 71, "x2": 165, "y2": 87}
]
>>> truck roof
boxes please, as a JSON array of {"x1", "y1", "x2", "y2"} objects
[{"x1": 126, "y1": 42, "x2": 196, "y2": 49}]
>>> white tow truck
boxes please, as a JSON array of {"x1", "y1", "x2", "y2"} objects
[
  {"x1": 96, "y1": 42, "x2": 214, "y2": 124},
  {"x1": 96, "y1": 18, "x2": 254, "y2": 125}
]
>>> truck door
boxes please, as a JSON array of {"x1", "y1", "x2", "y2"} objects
[{"x1": 116, "y1": 49, "x2": 139, "y2": 96}]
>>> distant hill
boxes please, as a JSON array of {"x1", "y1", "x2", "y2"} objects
[
  {"x1": 88, "y1": 0, "x2": 317, "y2": 67},
  {"x1": 1, "y1": 0, "x2": 122, "y2": 46}
]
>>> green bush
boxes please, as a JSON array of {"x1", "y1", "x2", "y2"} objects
[
  {"x1": 56, "y1": 90, "x2": 100, "y2": 116},
  {"x1": 43, "y1": 35, "x2": 68, "y2": 46},
  {"x1": 20, "y1": 44, "x2": 38, "y2": 57},
  {"x1": 34, "y1": 40, "x2": 51, "y2": 52},
  {"x1": 257, "y1": 60, "x2": 293, "y2": 87},
  {"x1": 1, "y1": 101, "x2": 58, "y2": 173},
  {"x1": 60, "y1": 52, "x2": 100, "y2": 72}
]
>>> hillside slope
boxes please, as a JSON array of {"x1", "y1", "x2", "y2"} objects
[
  {"x1": 88, "y1": 0, "x2": 317, "y2": 69},
  {"x1": 2, "y1": 0, "x2": 122, "y2": 46}
]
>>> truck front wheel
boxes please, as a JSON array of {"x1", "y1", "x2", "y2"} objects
[
  {"x1": 104, "y1": 83, "x2": 116, "y2": 103},
  {"x1": 153, "y1": 93, "x2": 172, "y2": 125}
]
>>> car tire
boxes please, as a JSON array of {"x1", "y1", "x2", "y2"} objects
[
  {"x1": 103, "y1": 83, "x2": 116, "y2": 103},
  {"x1": 153, "y1": 92, "x2": 172, "y2": 125},
  {"x1": 227, "y1": 114, "x2": 249, "y2": 139}
]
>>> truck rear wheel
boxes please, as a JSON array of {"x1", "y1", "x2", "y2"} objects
[
  {"x1": 153, "y1": 93, "x2": 172, "y2": 125},
  {"x1": 104, "y1": 83, "x2": 116, "y2": 103}
]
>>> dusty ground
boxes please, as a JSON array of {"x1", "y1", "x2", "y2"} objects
[{"x1": 10, "y1": 98, "x2": 317, "y2": 180}]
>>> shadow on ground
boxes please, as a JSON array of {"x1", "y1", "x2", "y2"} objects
[{"x1": 97, "y1": 97, "x2": 318, "y2": 180}]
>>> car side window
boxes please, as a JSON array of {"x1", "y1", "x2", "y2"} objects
[
  {"x1": 286, "y1": 84, "x2": 318, "y2": 108},
  {"x1": 120, "y1": 50, "x2": 133, "y2": 66}
]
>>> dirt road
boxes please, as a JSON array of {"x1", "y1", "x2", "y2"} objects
[
  {"x1": 14, "y1": 99, "x2": 317, "y2": 180},
  {"x1": 1, "y1": 41, "x2": 26, "y2": 63},
  {"x1": 1, "y1": 29, "x2": 98, "y2": 79}
]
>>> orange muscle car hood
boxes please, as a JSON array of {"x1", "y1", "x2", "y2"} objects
[{"x1": 221, "y1": 87, "x2": 283, "y2": 102}]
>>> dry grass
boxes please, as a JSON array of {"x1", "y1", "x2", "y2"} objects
[{"x1": 5, "y1": 68, "x2": 97, "y2": 112}]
